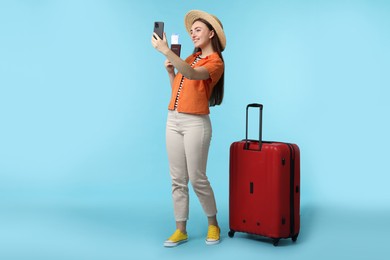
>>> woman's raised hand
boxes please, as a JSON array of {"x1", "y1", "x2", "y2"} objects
[{"x1": 151, "y1": 32, "x2": 170, "y2": 55}]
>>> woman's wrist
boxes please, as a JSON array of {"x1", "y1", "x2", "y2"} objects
[{"x1": 162, "y1": 47, "x2": 172, "y2": 56}]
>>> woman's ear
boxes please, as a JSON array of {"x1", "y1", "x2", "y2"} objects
[{"x1": 209, "y1": 30, "x2": 215, "y2": 39}]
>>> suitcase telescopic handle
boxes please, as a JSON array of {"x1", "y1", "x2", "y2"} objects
[{"x1": 245, "y1": 103, "x2": 263, "y2": 151}]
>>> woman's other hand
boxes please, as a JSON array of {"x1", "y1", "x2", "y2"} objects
[{"x1": 165, "y1": 59, "x2": 175, "y2": 74}]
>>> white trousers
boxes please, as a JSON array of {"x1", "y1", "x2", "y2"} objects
[{"x1": 166, "y1": 110, "x2": 217, "y2": 221}]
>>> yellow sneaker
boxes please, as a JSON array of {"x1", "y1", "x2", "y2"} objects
[
  {"x1": 164, "y1": 229, "x2": 188, "y2": 247},
  {"x1": 206, "y1": 225, "x2": 220, "y2": 245}
]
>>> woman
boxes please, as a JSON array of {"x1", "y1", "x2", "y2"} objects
[{"x1": 151, "y1": 10, "x2": 226, "y2": 247}]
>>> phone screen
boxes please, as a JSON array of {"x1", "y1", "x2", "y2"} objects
[{"x1": 153, "y1": 22, "x2": 164, "y2": 39}]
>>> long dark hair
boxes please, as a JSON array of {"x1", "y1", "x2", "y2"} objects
[{"x1": 192, "y1": 18, "x2": 224, "y2": 107}]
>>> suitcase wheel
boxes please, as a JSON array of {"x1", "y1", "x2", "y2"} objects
[
  {"x1": 292, "y1": 233, "x2": 299, "y2": 242},
  {"x1": 273, "y1": 239, "x2": 280, "y2": 247},
  {"x1": 228, "y1": 230, "x2": 235, "y2": 238}
]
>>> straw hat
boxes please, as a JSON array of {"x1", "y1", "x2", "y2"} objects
[{"x1": 184, "y1": 10, "x2": 226, "y2": 51}]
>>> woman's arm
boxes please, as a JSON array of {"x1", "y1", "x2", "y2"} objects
[
  {"x1": 165, "y1": 60, "x2": 176, "y2": 88},
  {"x1": 151, "y1": 33, "x2": 210, "y2": 80}
]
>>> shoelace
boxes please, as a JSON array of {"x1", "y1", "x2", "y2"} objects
[
  {"x1": 168, "y1": 230, "x2": 186, "y2": 241},
  {"x1": 207, "y1": 226, "x2": 219, "y2": 239}
]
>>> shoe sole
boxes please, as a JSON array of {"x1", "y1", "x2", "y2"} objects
[
  {"x1": 205, "y1": 239, "x2": 220, "y2": 245},
  {"x1": 163, "y1": 239, "x2": 188, "y2": 247}
]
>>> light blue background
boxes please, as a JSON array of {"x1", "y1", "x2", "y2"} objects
[{"x1": 1, "y1": 0, "x2": 389, "y2": 259}]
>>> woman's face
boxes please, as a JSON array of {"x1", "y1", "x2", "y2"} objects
[{"x1": 190, "y1": 21, "x2": 214, "y2": 49}]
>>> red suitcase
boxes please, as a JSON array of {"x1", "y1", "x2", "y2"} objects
[{"x1": 228, "y1": 104, "x2": 300, "y2": 246}]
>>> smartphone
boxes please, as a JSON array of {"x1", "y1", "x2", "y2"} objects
[{"x1": 153, "y1": 21, "x2": 164, "y2": 40}]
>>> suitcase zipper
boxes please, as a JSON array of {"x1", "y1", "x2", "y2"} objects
[{"x1": 287, "y1": 144, "x2": 296, "y2": 237}]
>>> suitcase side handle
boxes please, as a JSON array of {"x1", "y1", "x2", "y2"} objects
[{"x1": 245, "y1": 103, "x2": 263, "y2": 151}]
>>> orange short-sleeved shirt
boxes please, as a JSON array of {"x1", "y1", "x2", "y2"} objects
[{"x1": 168, "y1": 52, "x2": 224, "y2": 115}]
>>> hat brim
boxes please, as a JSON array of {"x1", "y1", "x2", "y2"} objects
[{"x1": 184, "y1": 10, "x2": 226, "y2": 51}]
